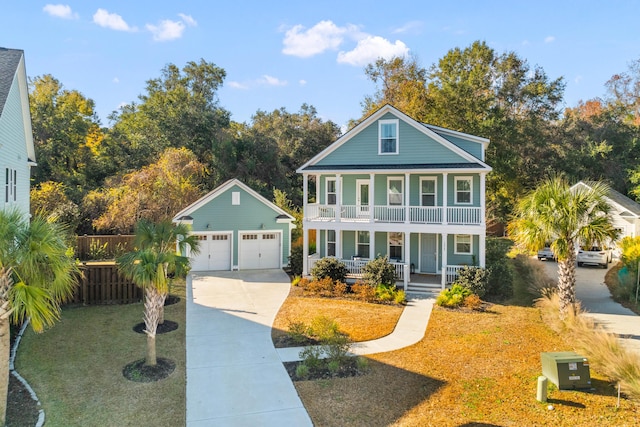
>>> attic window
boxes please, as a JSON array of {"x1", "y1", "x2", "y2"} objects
[
  {"x1": 379, "y1": 119, "x2": 399, "y2": 154},
  {"x1": 232, "y1": 192, "x2": 240, "y2": 205}
]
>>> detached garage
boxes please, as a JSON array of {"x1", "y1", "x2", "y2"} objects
[{"x1": 172, "y1": 179, "x2": 295, "y2": 271}]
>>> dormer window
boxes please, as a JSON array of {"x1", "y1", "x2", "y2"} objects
[{"x1": 379, "y1": 119, "x2": 399, "y2": 154}]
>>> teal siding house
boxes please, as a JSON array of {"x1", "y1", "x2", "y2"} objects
[
  {"x1": 297, "y1": 104, "x2": 492, "y2": 290},
  {"x1": 172, "y1": 179, "x2": 295, "y2": 271},
  {"x1": 0, "y1": 48, "x2": 36, "y2": 216}
]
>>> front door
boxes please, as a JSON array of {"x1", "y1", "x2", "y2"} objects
[
  {"x1": 421, "y1": 234, "x2": 438, "y2": 273},
  {"x1": 356, "y1": 180, "x2": 370, "y2": 217}
]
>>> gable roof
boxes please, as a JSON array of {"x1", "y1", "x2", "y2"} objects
[
  {"x1": 0, "y1": 47, "x2": 35, "y2": 163},
  {"x1": 572, "y1": 181, "x2": 640, "y2": 218},
  {"x1": 297, "y1": 104, "x2": 491, "y2": 173},
  {"x1": 172, "y1": 179, "x2": 295, "y2": 222}
]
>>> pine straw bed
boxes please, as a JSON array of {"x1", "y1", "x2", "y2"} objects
[{"x1": 273, "y1": 291, "x2": 639, "y2": 426}]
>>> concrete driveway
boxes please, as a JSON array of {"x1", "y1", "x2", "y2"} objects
[
  {"x1": 186, "y1": 269, "x2": 312, "y2": 427},
  {"x1": 538, "y1": 260, "x2": 640, "y2": 354}
]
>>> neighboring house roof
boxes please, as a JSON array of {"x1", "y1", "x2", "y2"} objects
[
  {"x1": 0, "y1": 47, "x2": 36, "y2": 163},
  {"x1": 572, "y1": 181, "x2": 640, "y2": 218},
  {"x1": 172, "y1": 178, "x2": 295, "y2": 222},
  {"x1": 297, "y1": 104, "x2": 492, "y2": 173}
]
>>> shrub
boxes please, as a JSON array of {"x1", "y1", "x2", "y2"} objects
[
  {"x1": 311, "y1": 257, "x2": 348, "y2": 282},
  {"x1": 323, "y1": 332, "x2": 350, "y2": 364},
  {"x1": 511, "y1": 254, "x2": 556, "y2": 305},
  {"x1": 295, "y1": 363, "x2": 310, "y2": 379},
  {"x1": 455, "y1": 266, "x2": 488, "y2": 297},
  {"x1": 287, "y1": 320, "x2": 310, "y2": 345},
  {"x1": 351, "y1": 281, "x2": 377, "y2": 302},
  {"x1": 288, "y1": 245, "x2": 303, "y2": 276},
  {"x1": 436, "y1": 284, "x2": 471, "y2": 308},
  {"x1": 356, "y1": 356, "x2": 369, "y2": 372},
  {"x1": 327, "y1": 360, "x2": 341, "y2": 375},
  {"x1": 296, "y1": 277, "x2": 310, "y2": 289},
  {"x1": 306, "y1": 277, "x2": 335, "y2": 297},
  {"x1": 291, "y1": 275, "x2": 302, "y2": 287},
  {"x1": 362, "y1": 256, "x2": 396, "y2": 287},
  {"x1": 463, "y1": 293, "x2": 482, "y2": 310},
  {"x1": 394, "y1": 289, "x2": 407, "y2": 305},
  {"x1": 87, "y1": 240, "x2": 109, "y2": 260},
  {"x1": 333, "y1": 280, "x2": 348, "y2": 297},
  {"x1": 298, "y1": 346, "x2": 324, "y2": 371},
  {"x1": 309, "y1": 316, "x2": 340, "y2": 342},
  {"x1": 485, "y1": 238, "x2": 514, "y2": 300}
]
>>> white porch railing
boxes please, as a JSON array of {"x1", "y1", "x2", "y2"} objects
[
  {"x1": 445, "y1": 265, "x2": 466, "y2": 284},
  {"x1": 307, "y1": 257, "x2": 407, "y2": 286},
  {"x1": 447, "y1": 207, "x2": 482, "y2": 225},
  {"x1": 306, "y1": 204, "x2": 482, "y2": 226}
]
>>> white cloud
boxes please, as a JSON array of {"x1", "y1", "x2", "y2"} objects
[
  {"x1": 392, "y1": 21, "x2": 422, "y2": 34},
  {"x1": 544, "y1": 35, "x2": 555, "y2": 43},
  {"x1": 337, "y1": 36, "x2": 409, "y2": 66},
  {"x1": 113, "y1": 77, "x2": 120, "y2": 84},
  {"x1": 228, "y1": 75, "x2": 288, "y2": 90},
  {"x1": 522, "y1": 39, "x2": 530, "y2": 46},
  {"x1": 575, "y1": 75, "x2": 583, "y2": 84},
  {"x1": 146, "y1": 19, "x2": 185, "y2": 41},
  {"x1": 299, "y1": 79, "x2": 307, "y2": 86},
  {"x1": 260, "y1": 75, "x2": 287, "y2": 86},
  {"x1": 228, "y1": 81, "x2": 249, "y2": 90},
  {"x1": 93, "y1": 9, "x2": 135, "y2": 32},
  {"x1": 178, "y1": 13, "x2": 197, "y2": 27},
  {"x1": 43, "y1": 4, "x2": 78, "y2": 19},
  {"x1": 282, "y1": 20, "x2": 354, "y2": 57}
]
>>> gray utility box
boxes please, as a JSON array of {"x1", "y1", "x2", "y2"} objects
[{"x1": 541, "y1": 351, "x2": 591, "y2": 390}]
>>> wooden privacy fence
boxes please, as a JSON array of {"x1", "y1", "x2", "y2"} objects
[
  {"x1": 76, "y1": 235, "x2": 136, "y2": 261},
  {"x1": 67, "y1": 263, "x2": 143, "y2": 305}
]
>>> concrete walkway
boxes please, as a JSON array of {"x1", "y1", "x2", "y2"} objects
[
  {"x1": 186, "y1": 270, "x2": 313, "y2": 427},
  {"x1": 540, "y1": 260, "x2": 640, "y2": 354},
  {"x1": 276, "y1": 294, "x2": 435, "y2": 362}
]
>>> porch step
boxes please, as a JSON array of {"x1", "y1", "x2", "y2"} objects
[{"x1": 406, "y1": 282, "x2": 442, "y2": 294}]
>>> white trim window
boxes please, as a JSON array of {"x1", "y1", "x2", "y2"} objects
[
  {"x1": 388, "y1": 177, "x2": 404, "y2": 206},
  {"x1": 326, "y1": 178, "x2": 337, "y2": 205},
  {"x1": 232, "y1": 191, "x2": 240, "y2": 205},
  {"x1": 327, "y1": 229, "x2": 336, "y2": 257},
  {"x1": 388, "y1": 232, "x2": 403, "y2": 261},
  {"x1": 5, "y1": 168, "x2": 16, "y2": 203},
  {"x1": 455, "y1": 177, "x2": 472, "y2": 205},
  {"x1": 420, "y1": 177, "x2": 437, "y2": 206},
  {"x1": 357, "y1": 231, "x2": 370, "y2": 259},
  {"x1": 378, "y1": 119, "x2": 399, "y2": 154},
  {"x1": 454, "y1": 234, "x2": 472, "y2": 255}
]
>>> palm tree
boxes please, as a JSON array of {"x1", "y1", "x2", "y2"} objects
[
  {"x1": 508, "y1": 177, "x2": 618, "y2": 316},
  {"x1": 118, "y1": 219, "x2": 198, "y2": 366},
  {"x1": 0, "y1": 208, "x2": 78, "y2": 424}
]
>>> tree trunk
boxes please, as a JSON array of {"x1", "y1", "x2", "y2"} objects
[
  {"x1": 158, "y1": 292, "x2": 167, "y2": 325},
  {"x1": 143, "y1": 287, "x2": 162, "y2": 366},
  {"x1": 146, "y1": 334, "x2": 157, "y2": 366},
  {"x1": 557, "y1": 246, "x2": 578, "y2": 318}
]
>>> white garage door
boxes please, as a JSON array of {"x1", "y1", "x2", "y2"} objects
[
  {"x1": 239, "y1": 232, "x2": 280, "y2": 269},
  {"x1": 190, "y1": 234, "x2": 231, "y2": 271}
]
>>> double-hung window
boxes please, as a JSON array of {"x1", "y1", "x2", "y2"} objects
[
  {"x1": 421, "y1": 178, "x2": 436, "y2": 206},
  {"x1": 455, "y1": 234, "x2": 472, "y2": 254},
  {"x1": 326, "y1": 178, "x2": 337, "y2": 205},
  {"x1": 327, "y1": 230, "x2": 336, "y2": 257},
  {"x1": 5, "y1": 168, "x2": 16, "y2": 204},
  {"x1": 379, "y1": 119, "x2": 399, "y2": 154},
  {"x1": 455, "y1": 177, "x2": 472, "y2": 204},
  {"x1": 357, "y1": 231, "x2": 370, "y2": 259},
  {"x1": 388, "y1": 178, "x2": 403, "y2": 206},
  {"x1": 388, "y1": 232, "x2": 403, "y2": 261}
]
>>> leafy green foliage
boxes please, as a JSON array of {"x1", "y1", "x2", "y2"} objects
[
  {"x1": 485, "y1": 238, "x2": 514, "y2": 300},
  {"x1": 436, "y1": 284, "x2": 472, "y2": 308},
  {"x1": 362, "y1": 256, "x2": 396, "y2": 287},
  {"x1": 310, "y1": 258, "x2": 348, "y2": 282},
  {"x1": 375, "y1": 284, "x2": 406, "y2": 304},
  {"x1": 454, "y1": 266, "x2": 488, "y2": 298}
]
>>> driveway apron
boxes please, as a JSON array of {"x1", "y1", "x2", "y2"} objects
[{"x1": 186, "y1": 269, "x2": 312, "y2": 426}]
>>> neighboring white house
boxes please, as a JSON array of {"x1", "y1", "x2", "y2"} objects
[
  {"x1": 0, "y1": 47, "x2": 35, "y2": 215},
  {"x1": 297, "y1": 104, "x2": 492, "y2": 291},
  {"x1": 572, "y1": 181, "x2": 640, "y2": 241}
]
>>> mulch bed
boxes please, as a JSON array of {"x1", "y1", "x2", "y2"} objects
[
  {"x1": 284, "y1": 358, "x2": 366, "y2": 381},
  {"x1": 122, "y1": 358, "x2": 176, "y2": 382},
  {"x1": 6, "y1": 374, "x2": 40, "y2": 427},
  {"x1": 132, "y1": 320, "x2": 179, "y2": 334}
]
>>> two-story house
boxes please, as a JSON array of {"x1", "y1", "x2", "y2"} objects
[
  {"x1": 297, "y1": 105, "x2": 491, "y2": 291},
  {"x1": 0, "y1": 48, "x2": 36, "y2": 216}
]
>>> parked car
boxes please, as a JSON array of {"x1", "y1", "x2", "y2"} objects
[
  {"x1": 577, "y1": 246, "x2": 612, "y2": 268},
  {"x1": 537, "y1": 246, "x2": 556, "y2": 261}
]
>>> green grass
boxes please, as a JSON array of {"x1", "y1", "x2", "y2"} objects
[{"x1": 14, "y1": 282, "x2": 186, "y2": 427}]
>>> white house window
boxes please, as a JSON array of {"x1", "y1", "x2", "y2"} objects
[
  {"x1": 5, "y1": 168, "x2": 16, "y2": 203},
  {"x1": 379, "y1": 119, "x2": 399, "y2": 154},
  {"x1": 388, "y1": 232, "x2": 403, "y2": 261},
  {"x1": 455, "y1": 177, "x2": 472, "y2": 204},
  {"x1": 327, "y1": 230, "x2": 336, "y2": 257},
  {"x1": 326, "y1": 178, "x2": 337, "y2": 205},
  {"x1": 421, "y1": 178, "x2": 436, "y2": 206},
  {"x1": 455, "y1": 234, "x2": 472, "y2": 254},
  {"x1": 388, "y1": 178, "x2": 403, "y2": 206},
  {"x1": 357, "y1": 231, "x2": 370, "y2": 258},
  {"x1": 232, "y1": 191, "x2": 240, "y2": 205}
]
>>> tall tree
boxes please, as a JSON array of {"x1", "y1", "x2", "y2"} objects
[
  {"x1": 605, "y1": 58, "x2": 640, "y2": 126},
  {"x1": 0, "y1": 208, "x2": 78, "y2": 424},
  {"x1": 508, "y1": 177, "x2": 618, "y2": 316}
]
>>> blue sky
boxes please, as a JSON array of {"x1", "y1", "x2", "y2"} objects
[{"x1": 2, "y1": 1, "x2": 640, "y2": 128}]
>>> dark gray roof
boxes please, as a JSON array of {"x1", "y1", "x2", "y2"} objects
[
  {"x1": 300, "y1": 163, "x2": 485, "y2": 172},
  {"x1": 605, "y1": 188, "x2": 640, "y2": 217},
  {"x1": 0, "y1": 48, "x2": 23, "y2": 117}
]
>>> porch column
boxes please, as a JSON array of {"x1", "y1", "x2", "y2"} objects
[
  {"x1": 480, "y1": 172, "x2": 486, "y2": 227},
  {"x1": 336, "y1": 229, "x2": 342, "y2": 259},
  {"x1": 404, "y1": 232, "x2": 411, "y2": 288},
  {"x1": 441, "y1": 232, "x2": 448, "y2": 289},
  {"x1": 405, "y1": 172, "x2": 410, "y2": 224},
  {"x1": 315, "y1": 174, "x2": 320, "y2": 203},
  {"x1": 479, "y1": 233, "x2": 486, "y2": 268},
  {"x1": 303, "y1": 226, "x2": 309, "y2": 276},
  {"x1": 442, "y1": 172, "x2": 448, "y2": 225},
  {"x1": 370, "y1": 231, "x2": 375, "y2": 259},
  {"x1": 303, "y1": 174, "x2": 308, "y2": 218},
  {"x1": 369, "y1": 173, "x2": 374, "y2": 222},
  {"x1": 336, "y1": 173, "x2": 342, "y2": 222}
]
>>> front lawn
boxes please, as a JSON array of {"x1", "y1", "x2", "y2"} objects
[{"x1": 13, "y1": 283, "x2": 186, "y2": 427}]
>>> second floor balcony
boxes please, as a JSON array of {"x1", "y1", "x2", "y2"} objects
[{"x1": 305, "y1": 204, "x2": 483, "y2": 226}]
